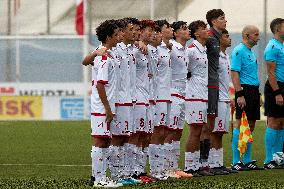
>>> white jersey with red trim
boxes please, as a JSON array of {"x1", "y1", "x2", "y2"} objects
[
  {"x1": 147, "y1": 44, "x2": 158, "y2": 102},
  {"x1": 156, "y1": 41, "x2": 172, "y2": 101},
  {"x1": 91, "y1": 51, "x2": 117, "y2": 114},
  {"x1": 218, "y1": 51, "x2": 230, "y2": 102},
  {"x1": 136, "y1": 50, "x2": 150, "y2": 103},
  {"x1": 170, "y1": 40, "x2": 188, "y2": 97},
  {"x1": 185, "y1": 40, "x2": 208, "y2": 101},
  {"x1": 128, "y1": 44, "x2": 139, "y2": 102},
  {"x1": 112, "y1": 42, "x2": 132, "y2": 104}
]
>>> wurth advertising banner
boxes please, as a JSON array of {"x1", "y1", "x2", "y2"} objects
[{"x1": 0, "y1": 83, "x2": 91, "y2": 97}]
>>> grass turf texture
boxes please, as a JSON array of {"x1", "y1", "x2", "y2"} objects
[{"x1": 0, "y1": 121, "x2": 283, "y2": 189}]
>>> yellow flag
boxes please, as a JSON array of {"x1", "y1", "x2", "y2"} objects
[{"x1": 238, "y1": 111, "x2": 253, "y2": 157}]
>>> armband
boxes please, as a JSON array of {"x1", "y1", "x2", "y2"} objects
[
  {"x1": 273, "y1": 89, "x2": 282, "y2": 96},
  {"x1": 235, "y1": 90, "x2": 244, "y2": 98}
]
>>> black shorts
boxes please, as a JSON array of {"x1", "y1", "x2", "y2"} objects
[
  {"x1": 208, "y1": 87, "x2": 219, "y2": 116},
  {"x1": 264, "y1": 81, "x2": 284, "y2": 118},
  {"x1": 235, "y1": 84, "x2": 260, "y2": 120}
]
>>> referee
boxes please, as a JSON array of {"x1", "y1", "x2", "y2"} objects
[{"x1": 231, "y1": 25, "x2": 263, "y2": 171}]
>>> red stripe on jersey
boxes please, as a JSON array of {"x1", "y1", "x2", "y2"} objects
[
  {"x1": 91, "y1": 113, "x2": 106, "y2": 116},
  {"x1": 156, "y1": 99, "x2": 171, "y2": 103},
  {"x1": 102, "y1": 55, "x2": 107, "y2": 60},
  {"x1": 136, "y1": 102, "x2": 149, "y2": 106},
  {"x1": 92, "y1": 80, "x2": 94, "y2": 86},
  {"x1": 97, "y1": 80, "x2": 108, "y2": 85},
  {"x1": 115, "y1": 103, "x2": 133, "y2": 106},
  {"x1": 149, "y1": 100, "x2": 156, "y2": 105},
  {"x1": 171, "y1": 93, "x2": 185, "y2": 100},
  {"x1": 208, "y1": 85, "x2": 219, "y2": 89},
  {"x1": 185, "y1": 98, "x2": 208, "y2": 102},
  {"x1": 188, "y1": 44, "x2": 196, "y2": 48}
]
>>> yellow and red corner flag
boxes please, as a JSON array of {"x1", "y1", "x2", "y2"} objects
[{"x1": 238, "y1": 111, "x2": 253, "y2": 157}]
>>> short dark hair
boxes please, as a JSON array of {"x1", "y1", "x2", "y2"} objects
[
  {"x1": 139, "y1": 19, "x2": 156, "y2": 30},
  {"x1": 171, "y1": 21, "x2": 187, "y2": 39},
  {"x1": 206, "y1": 9, "x2": 225, "y2": 27},
  {"x1": 123, "y1": 17, "x2": 140, "y2": 25},
  {"x1": 114, "y1": 19, "x2": 127, "y2": 29},
  {"x1": 188, "y1": 20, "x2": 207, "y2": 40},
  {"x1": 155, "y1": 20, "x2": 170, "y2": 28},
  {"x1": 270, "y1": 18, "x2": 284, "y2": 34},
  {"x1": 221, "y1": 28, "x2": 229, "y2": 35},
  {"x1": 96, "y1": 19, "x2": 119, "y2": 43}
]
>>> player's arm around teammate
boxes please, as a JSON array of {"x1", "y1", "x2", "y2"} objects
[
  {"x1": 263, "y1": 18, "x2": 284, "y2": 169},
  {"x1": 90, "y1": 20, "x2": 123, "y2": 187}
]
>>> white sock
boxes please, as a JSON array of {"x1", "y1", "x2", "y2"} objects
[
  {"x1": 149, "y1": 144, "x2": 160, "y2": 175},
  {"x1": 208, "y1": 148, "x2": 216, "y2": 168},
  {"x1": 163, "y1": 143, "x2": 171, "y2": 171},
  {"x1": 172, "y1": 141, "x2": 180, "y2": 170},
  {"x1": 213, "y1": 148, "x2": 220, "y2": 168},
  {"x1": 194, "y1": 150, "x2": 201, "y2": 171},
  {"x1": 185, "y1": 151, "x2": 195, "y2": 171},
  {"x1": 136, "y1": 147, "x2": 145, "y2": 175},
  {"x1": 91, "y1": 146, "x2": 108, "y2": 182},
  {"x1": 119, "y1": 145, "x2": 126, "y2": 178},
  {"x1": 218, "y1": 148, "x2": 224, "y2": 167},
  {"x1": 124, "y1": 143, "x2": 136, "y2": 177},
  {"x1": 160, "y1": 144, "x2": 167, "y2": 173},
  {"x1": 108, "y1": 145, "x2": 121, "y2": 180}
]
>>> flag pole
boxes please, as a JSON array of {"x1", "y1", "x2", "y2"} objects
[
  {"x1": 83, "y1": 0, "x2": 89, "y2": 120},
  {"x1": 15, "y1": 0, "x2": 20, "y2": 83}
]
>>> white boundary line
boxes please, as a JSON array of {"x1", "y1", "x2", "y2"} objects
[{"x1": 0, "y1": 163, "x2": 91, "y2": 167}]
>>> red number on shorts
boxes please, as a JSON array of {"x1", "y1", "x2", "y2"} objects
[
  {"x1": 140, "y1": 118, "x2": 145, "y2": 128},
  {"x1": 98, "y1": 122, "x2": 104, "y2": 128},
  {"x1": 198, "y1": 111, "x2": 203, "y2": 120},
  {"x1": 125, "y1": 121, "x2": 129, "y2": 131},
  {"x1": 161, "y1": 113, "x2": 165, "y2": 123},
  {"x1": 173, "y1": 116, "x2": 179, "y2": 126},
  {"x1": 218, "y1": 120, "x2": 223, "y2": 128}
]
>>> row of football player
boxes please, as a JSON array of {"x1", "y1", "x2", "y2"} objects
[{"x1": 82, "y1": 14, "x2": 284, "y2": 188}]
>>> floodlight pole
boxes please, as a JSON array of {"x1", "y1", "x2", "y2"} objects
[
  {"x1": 150, "y1": 0, "x2": 154, "y2": 20},
  {"x1": 261, "y1": 0, "x2": 268, "y2": 93}
]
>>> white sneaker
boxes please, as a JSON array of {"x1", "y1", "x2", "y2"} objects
[
  {"x1": 93, "y1": 178, "x2": 123, "y2": 188},
  {"x1": 151, "y1": 173, "x2": 169, "y2": 181},
  {"x1": 164, "y1": 170, "x2": 181, "y2": 179}
]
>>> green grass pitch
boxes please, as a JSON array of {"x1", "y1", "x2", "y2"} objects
[{"x1": 0, "y1": 121, "x2": 283, "y2": 188}]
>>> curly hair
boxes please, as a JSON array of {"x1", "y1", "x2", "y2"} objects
[
  {"x1": 96, "y1": 19, "x2": 118, "y2": 43},
  {"x1": 206, "y1": 9, "x2": 225, "y2": 27},
  {"x1": 139, "y1": 19, "x2": 156, "y2": 30}
]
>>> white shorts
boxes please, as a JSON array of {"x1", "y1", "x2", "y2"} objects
[
  {"x1": 185, "y1": 100, "x2": 207, "y2": 125},
  {"x1": 169, "y1": 95, "x2": 185, "y2": 130},
  {"x1": 154, "y1": 101, "x2": 170, "y2": 127},
  {"x1": 213, "y1": 101, "x2": 230, "y2": 133},
  {"x1": 147, "y1": 103, "x2": 155, "y2": 133},
  {"x1": 134, "y1": 103, "x2": 149, "y2": 133},
  {"x1": 91, "y1": 113, "x2": 113, "y2": 138},
  {"x1": 111, "y1": 105, "x2": 132, "y2": 136}
]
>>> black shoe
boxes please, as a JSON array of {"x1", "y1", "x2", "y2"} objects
[
  {"x1": 198, "y1": 167, "x2": 214, "y2": 176},
  {"x1": 245, "y1": 160, "x2": 264, "y2": 170},
  {"x1": 184, "y1": 169, "x2": 202, "y2": 177},
  {"x1": 211, "y1": 167, "x2": 229, "y2": 175},
  {"x1": 231, "y1": 162, "x2": 249, "y2": 171},
  {"x1": 88, "y1": 176, "x2": 95, "y2": 186},
  {"x1": 220, "y1": 166, "x2": 238, "y2": 173},
  {"x1": 264, "y1": 161, "x2": 283, "y2": 169}
]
